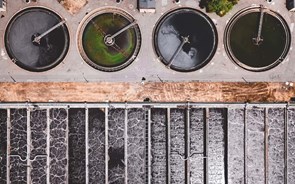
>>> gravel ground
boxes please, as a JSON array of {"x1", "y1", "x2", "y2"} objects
[
  {"x1": 208, "y1": 109, "x2": 226, "y2": 184},
  {"x1": 49, "y1": 108, "x2": 68, "y2": 184},
  {"x1": 268, "y1": 108, "x2": 285, "y2": 184},
  {"x1": 228, "y1": 108, "x2": 245, "y2": 184},
  {"x1": 88, "y1": 108, "x2": 105, "y2": 184},
  {"x1": 30, "y1": 110, "x2": 47, "y2": 184},
  {"x1": 127, "y1": 109, "x2": 147, "y2": 184},
  {"x1": 151, "y1": 108, "x2": 167, "y2": 184},
  {"x1": 288, "y1": 109, "x2": 295, "y2": 183},
  {"x1": 0, "y1": 110, "x2": 7, "y2": 183},
  {"x1": 247, "y1": 108, "x2": 265, "y2": 184},
  {"x1": 68, "y1": 108, "x2": 86, "y2": 184},
  {"x1": 190, "y1": 108, "x2": 205, "y2": 184},
  {"x1": 170, "y1": 109, "x2": 185, "y2": 184},
  {"x1": 108, "y1": 109, "x2": 125, "y2": 184}
]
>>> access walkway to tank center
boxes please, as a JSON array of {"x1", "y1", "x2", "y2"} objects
[
  {"x1": 0, "y1": 0, "x2": 295, "y2": 82},
  {"x1": 0, "y1": 102, "x2": 295, "y2": 184}
]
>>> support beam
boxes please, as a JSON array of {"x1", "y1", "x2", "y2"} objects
[
  {"x1": 0, "y1": 102, "x2": 290, "y2": 109},
  {"x1": 264, "y1": 108, "x2": 269, "y2": 184},
  {"x1": 185, "y1": 107, "x2": 190, "y2": 184},
  {"x1": 105, "y1": 108, "x2": 109, "y2": 184},
  {"x1": 124, "y1": 108, "x2": 128, "y2": 184},
  {"x1": 85, "y1": 108, "x2": 89, "y2": 184},
  {"x1": 166, "y1": 108, "x2": 171, "y2": 184},
  {"x1": 147, "y1": 109, "x2": 152, "y2": 184},
  {"x1": 66, "y1": 108, "x2": 69, "y2": 184},
  {"x1": 284, "y1": 107, "x2": 288, "y2": 184},
  {"x1": 46, "y1": 109, "x2": 50, "y2": 184},
  {"x1": 204, "y1": 108, "x2": 209, "y2": 184},
  {"x1": 27, "y1": 108, "x2": 31, "y2": 184},
  {"x1": 244, "y1": 106, "x2": 248, "y2": 184},
  {"x1": 224, "y1": 108, "x2": 229, "y2": 184},
  {"x1": 6, "y1": 109, "x2": 10, "y2": 184}
]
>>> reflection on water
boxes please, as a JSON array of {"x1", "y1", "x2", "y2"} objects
[{"x1": 155, "y1": 9, "x2": 217, "y2": 71}]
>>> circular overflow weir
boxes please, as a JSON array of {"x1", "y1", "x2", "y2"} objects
[
  {"x1": 153, "y1": 8, "x2": 218, "y2": 72},
  {"x1": 5, "y1": 7, "x2": 70, "y2": 72},
  {"x1": 224, "y1": 5, "x2": 291, "y2": 72},
  {"x1": 78, "y1": 8, "x2": 141, "y2": 72}
]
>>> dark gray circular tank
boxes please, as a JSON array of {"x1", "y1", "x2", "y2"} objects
[
  {"x1": 153, "y1": 8, "x2": 218, "y2": 72},
  {"x1": 5, "y1": 7, "x2": 70, "y2": 72},
  {"x1": 224, "y1": 6, "x2": 291, "y2": 72}
]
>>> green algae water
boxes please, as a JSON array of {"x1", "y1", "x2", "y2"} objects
[
  {"x1": 80, "y1": 10, "x2": 141, "y2": 71},
  {"x1": 225, "y1": 7, "x2": 290, "y2": 71}
]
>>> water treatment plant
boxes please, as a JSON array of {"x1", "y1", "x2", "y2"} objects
[{"x1": 1, "y1": 0, "x2": 295, "y2": 184}]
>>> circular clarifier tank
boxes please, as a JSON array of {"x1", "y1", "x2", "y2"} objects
[
  {"x1": 5, "y1": 7, "x2": 70, "y2": 72},
  {"x1": 153, "y1": 8, "x2": 218, "y2": 72},
  {"x1": 224, "y1": 6, "x2": 291, "y2": 72},
  {"x1": 78, "y1": 8, "x2": 141, "y2": 72}
]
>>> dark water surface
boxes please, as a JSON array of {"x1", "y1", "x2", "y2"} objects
[
  {"x1": 154, "y1": 8, "x2": 217, "y2": 72},
  {"x1": 227, "y1": 9, "x2": 290, "y2": 71},
  {"x1": 5, "y1": 8, "x2": 69, "y2": 72}
]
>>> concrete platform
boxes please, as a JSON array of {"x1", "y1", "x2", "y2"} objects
[{"x1": 0, "y1": 0, "x2": 294, "y2": 82}]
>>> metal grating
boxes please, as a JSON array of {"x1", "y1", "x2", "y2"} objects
[{"x1": 0, "y1": 102, "x2": 294, "y2": 184}]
